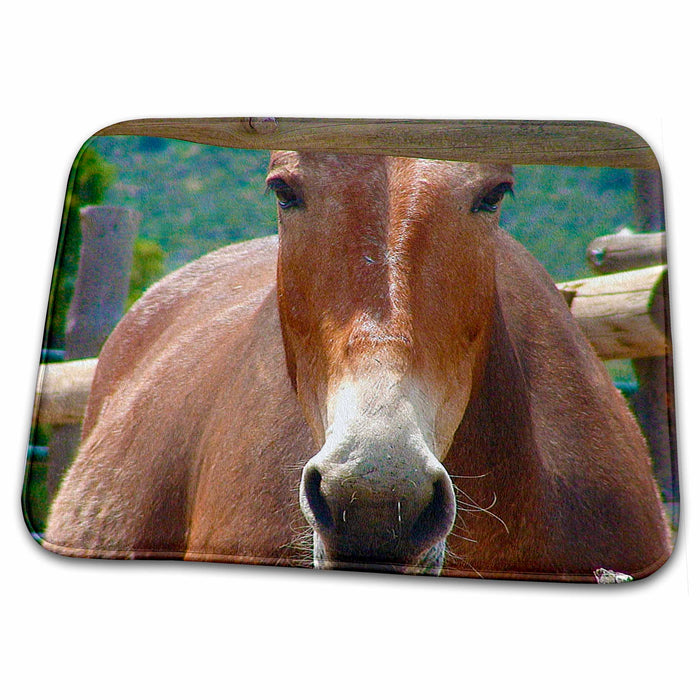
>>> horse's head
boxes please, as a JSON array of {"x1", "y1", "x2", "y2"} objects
[{"x1": 267, "y1": 151, "x2": 513, "y2": 573}]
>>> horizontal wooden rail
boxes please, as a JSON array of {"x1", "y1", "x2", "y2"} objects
[
  {"x1": 586, "y1": 229, "x2": 666, "y2": 274},
  {"x1": 557, "y1": 265, "x2": 668, "y2": 360},
  {"x1": 96, "y1": 118, "x2": 659, "y2": 169},
  {"x1": 33, "y1": 265, "x2": 668, "y2": 426},
  {"x1": 32, "y1": 358, "x2": 97, "y2": 427}
]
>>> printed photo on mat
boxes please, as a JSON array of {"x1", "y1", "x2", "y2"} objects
[{"x1": 24, "y1": 134, "x2": 678, "y2": 582}]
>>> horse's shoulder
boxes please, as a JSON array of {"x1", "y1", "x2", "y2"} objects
[
  {"x1": 492, "y1": 229, "x2": 645, "y2": 465},
  {"x1": 84, "y1": 236, "x2": 281, "y2": 434}
]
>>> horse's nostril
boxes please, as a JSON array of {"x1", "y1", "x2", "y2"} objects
[
  {"x1": 302, "y1": 466, "x2": 334, "y2": 531},
  {"x1": 410, "y1": 473, "x2": 456, "y2": 552}
]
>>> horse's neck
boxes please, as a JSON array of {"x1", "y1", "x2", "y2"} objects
[{"x1": 446, "y1": 291, "x2": 546, "y2": 524}]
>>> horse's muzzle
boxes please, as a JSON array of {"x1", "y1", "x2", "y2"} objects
[{"x1": 299, "y1": 449, "x2": 456, "y2": 574}]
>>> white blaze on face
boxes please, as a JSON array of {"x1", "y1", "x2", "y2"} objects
[{"x1": 318, "y1": 373, "x2": 440, "y2": 466}]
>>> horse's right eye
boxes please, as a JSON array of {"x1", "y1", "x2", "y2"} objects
[{"x1": 267, "y1": 178, "x2": 303, "y2": 210}]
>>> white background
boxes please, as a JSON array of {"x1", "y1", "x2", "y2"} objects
[{"x1": 2, "y1": 2, "x2": 696, "y2": 697}]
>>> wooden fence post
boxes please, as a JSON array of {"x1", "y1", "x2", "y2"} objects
[
  {"x1": 630, "y1": 171, "x2": 678, "y2": 525},
  {"x1": 47, "y1": 206, "x2": 140, "y2": 498},
  {"x1": 65, "y1": 206, "x2": 142, "y2": 358}
]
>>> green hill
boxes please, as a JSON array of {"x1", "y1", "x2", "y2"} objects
[
  {"x1": 91, "y1": 136, "x2": 277, "y2": 273},
  {"x1": 501, "y1": 165, "x2": 635, "y2": 282}
]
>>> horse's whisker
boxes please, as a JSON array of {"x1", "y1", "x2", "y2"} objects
[
  {"x1": 443, "y1": 543, "x2": 484, "y2": 579},
  {"x1": 452, "y1": 482, "x2": 510, "y2": 534},
  {"x1": 449, "y1": 531, "x2": 478, "y2": 544}
]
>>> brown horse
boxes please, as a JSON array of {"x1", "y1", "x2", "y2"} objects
[{"x1": 45, "y1": 152, "x2": 672, "y2": 581}]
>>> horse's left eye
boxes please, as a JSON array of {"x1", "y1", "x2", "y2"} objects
[
  {"x1": 471, "y1": 182, "x2": 513, "y2": 213},
  {"x1": 267, "y1": 177, "x2": 303, "y2": 210}
]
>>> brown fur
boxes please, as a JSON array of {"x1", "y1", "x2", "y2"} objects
[{"x1": 45, "y1": 154, "x2": 671, "y2": 581}]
